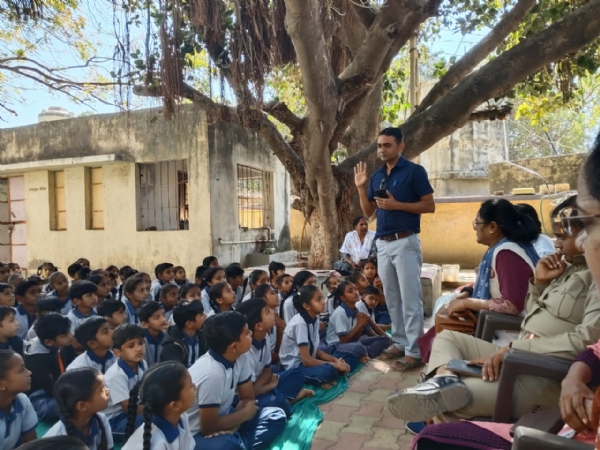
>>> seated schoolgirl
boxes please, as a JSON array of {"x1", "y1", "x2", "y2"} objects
[
  {"x1": 122, "y1": 362, "x2": 196, "y2": 450},
  {"x1": 0, "y1": 350, "x2": 38, "y2": 449},
  {"x1": 240, "y1": 269, "x2": 269, "y2": 302},
  {"x1": 268, "y1": 262, "x2": 286, "y2": 290},
  {"x1": 45, "y1": 368, "x2": 114, "y2": 450},
  {"x1": 360, "y1": 258, "x2": 391, "y2": 326},
  {"x1": 319, "y1": 275, "x2": 341, "y2": 340},
  {"x1": 199, "y1": 267, "x2": 226, "y2": 313},
  {"x1": 206, "y1": 282, "x2": 236, "y2": 317},
  {"x1": 179, "y1": 283, "x2": 201, "y2": 303},
  {"x1": 327, "y1": 281, "x2": 390, "y2": 363},
  {"x1": 276, "y1": 274, "x2": 293, "y2": 304},
  {"x1": 253, "y1": 283, "x2": 284, "y2": 355},
  {"x1": 279, "y1": 271, "x2": 317, "y2": 324},
  {"x1": 279, "y1": 285, "x2": 359, "y2": 389}
]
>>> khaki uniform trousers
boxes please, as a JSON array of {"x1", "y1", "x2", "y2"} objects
[{"x1": 427, "y1": 330, "x2": 561, "y2": 420}]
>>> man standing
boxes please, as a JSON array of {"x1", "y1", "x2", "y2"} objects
[{"x1": 354, "y1": 127, "x2": 435, "y2": 371}]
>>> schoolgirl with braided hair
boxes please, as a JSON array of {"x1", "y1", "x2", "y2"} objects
[
  {"x1": 44, "y1": 367, "x2": 113, "y2": 450},
  {"x1": 240, "y1": 269, "x2": 269, "y2": 303},
  {"x1": 122, "y1": 362, "x2": 197, "y2": 450},
  {"x1": 206, "y1": 282, "x2": 236, "y2": 317},
  {"x1": 279, "y1": 270, "x2": 317, "y2": 324},
  {"x1": 199, "y1": 267, "x2": 225, "y2": 313}
]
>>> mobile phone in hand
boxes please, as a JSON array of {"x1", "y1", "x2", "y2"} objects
[{"x1": 375, "y1": 189, "x2": 388, "y2": 198}]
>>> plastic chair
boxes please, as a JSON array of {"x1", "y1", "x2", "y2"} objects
[{"x1": 512, "y1": 427, "x2": 593, "y2": 449}]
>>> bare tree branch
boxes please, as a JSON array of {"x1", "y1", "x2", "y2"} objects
[
  {"x1": 339, "y1": 0, "x2": 600, "y2": 169},
  {"x1": 414, "y1": 0, "x2": 535, "y2": 115},
  {"x1": 468, "y1": 105, "x2": 512, "y2": 122},
  {"x1": 349, "y1": 0, "x2": 377, "y2": 28},
  {"x1": 264, "y1": 100, "x2": 304, "y2": 131}
]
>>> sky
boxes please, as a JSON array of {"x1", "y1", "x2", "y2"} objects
[{"x1": 1, "y1": 11, "x2": 484, "y2": 129}]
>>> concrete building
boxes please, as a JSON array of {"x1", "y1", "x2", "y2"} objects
[
  {"x1": 0, "y1": 105, "x2": 291, "y2": 274},
  {"x1": 38, "y1": 106, "x2": 75, "y2": 123}
]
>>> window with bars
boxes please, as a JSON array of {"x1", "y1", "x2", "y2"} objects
[
  {"x1": 51, "y1": 171, "x2": 67, "y2": 231},
  {"x1": 137, "y1": 160, "x2": 189, "y2": 231},
  {"x1": 87, "y1": 167, "x2": 104, "y2": 230},
  {"x1": 237, "y1": 164, "x2": 273, "y2": 229}
]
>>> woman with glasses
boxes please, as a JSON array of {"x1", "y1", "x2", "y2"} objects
[{"x1": 393, "y1": 133, "x2": 600, "y2": 449}]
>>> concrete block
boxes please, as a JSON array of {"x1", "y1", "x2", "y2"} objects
[{"x1": 421, "y1": 263, "x2": 442, "y2": 317}]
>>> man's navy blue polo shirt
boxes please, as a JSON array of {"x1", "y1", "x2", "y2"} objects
[{"x1": 367, "y1": 156, "x2": 434, "y2": 238}]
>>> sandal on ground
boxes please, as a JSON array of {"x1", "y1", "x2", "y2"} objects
[
  {"x1": 391, "y1": 357, "x2": 424, "y2": 372},
  {"x1": 378, "y1": 346, "x2": 404, "y2": 361}
]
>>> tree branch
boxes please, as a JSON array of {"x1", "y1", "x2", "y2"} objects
[
  {"x1": 340, "y1": 0, "x2": 600, "y2": 168},
  {"x1": 349, "y1": 0, "x2": 378, "y2": 28},
  {"x1": 414, "y1": 0, "x2": 535, "y2": 115},
  {"x1": 468, "y1": 105, "x2": 512, "y2": 122},
  {"x1": 284, "y1": 0, "x2": 338, "y2": 118},
  {"x1": 264, "y1": 100, "x2": 304, "y2": 132}
]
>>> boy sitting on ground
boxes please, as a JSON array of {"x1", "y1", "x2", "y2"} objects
[
  {"x1": 24, "y1": 312, "x2": 73, "y2": 421},
  {"x1": 97, "y1": 299, "x2": 128, "y2": 329},
  {"x1": 149, "y1": 263, "x2": 176, "y2": 301},
  {"x1": 138, "y1": 301, "x2": 168, "y2": 367},
  {"x1": 160, "y1": 301, "x2": 207, "y2": 368},
  {"x1": 66, "y1": 316, "x2": 116, "y2": 374},
  {"x1": 25, "y1": 297, "x2": 62, "y2": 341},
  {"x1": 14, "y1": 280, "x2": 42, "y2": 340}
]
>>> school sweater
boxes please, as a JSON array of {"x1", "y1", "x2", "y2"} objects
[
  {"x1": 24, "y1": 338, "x2": 67, "y2": 396},
  {"x1": 123, "y1": 412, "x2": 195, "y2": 450},
  {"x1": 0, "y1": 394, "x2": 38, "y2": 450}
]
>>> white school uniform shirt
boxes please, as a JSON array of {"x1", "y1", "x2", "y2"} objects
[
  {"x1": 48, "y1": 290, "x2": 74, "y2": 315},
  {"x1": 144, "y1": 329, "x2": 166, "y2": 367},
  {"x1": 15, "y1": 305, "x2": 36, "y2": 340},
  {"x1": 279, "y1": 311, "x2": 320, "y2": 370},
  {"x1": 200, "y1": 288, "x2": 211, "y2": 314},
  {"x1": 243, "y1": 337, "x2": 272, "y2": 382},
  {"x1": 327, "y1": 303, "x2": 359, "y2": 347},
  {"x1": 103, "y1": 359, "x2": 147, "y2": 420},
  {"x1": 235, "y1": 286, "x2": 244, "y2": 306},
  {"x1": 280, "y1": 294, "x2": 297, "y2": 323},
  {"x1": 121, "y1": 298, "x2": 141, "y2": 325},
  {"x1": 67, "y1": 350, "x2": 117, "y2": 374},
  {"x1": 44, "y1": 412, "x2": 114, "y2": 450},
  {"x1": 67, "y1": 308, "x2": 97, "y2": 334},
  {"x1": 25, "y1": 325, "x2": 37, "y2": 341},
  {"x1": 0, "y1": 393, "x2": 38, "y2": 450},
  {"x1": 186, "y1": 349, "x2": 253, "y2": 435},
  {"x1": 123, "y1": 412, "x2": 195, "y2": 450}
]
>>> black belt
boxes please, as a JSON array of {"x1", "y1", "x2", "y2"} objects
[{"x1": 378, "y1": 231, "x2": 413, "y2": 242}]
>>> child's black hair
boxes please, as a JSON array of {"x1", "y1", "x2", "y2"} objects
[
  {"x1": 154, "y1": 263, "x2": 174, "y2": 278},
  {"x1": 268, "y1": 261, "x2": 286, "y2": 279},
  {"x1": 208, "y1": 282, "x2": 229, "y2": 314},
  {"x1": 178, "y1": 283, "x2": 198, "y2": 300},
  {"x1": 172, "y1": 300, "x2": 204, "y2": 329},
  {"x1": 124, "y1": 362, "x2": 189, "y2": 448},
  {"x1": 254, "y1": 283, "x2": 275, "y2": 300},
  {"x1": 17, "y1": 436, "x2": 90, "y2": 450},
  {"x1": 241, "y1": 269, "x2": 268, "y2": 299},
  {"x1": 236, "y1": 298, "x2": 267, "y2": 332},
  {"x1": 363, "y1": 285, "x2": 381, "y2": 297},
  {"x1": 35, "y1": 296, "x2": 62, "y2": 314},
  {"x1": 137, "y1": 301, "x2": 165, "y2": 324},
  {"x1": 173, "y1": 265, "x2": 184, "y2": 274},
  {"x1": 53, "y1": 368, "x2": 108, "y2": 450},
  {"x1": 348, "y1": 271, "x2": 366, "y2": 285},
  {"x1": 88, "y1": 274, "x2": 107, "y2": 287},
  {"x1": 158, "y1": 283, "x2": 178, "y2": 302},
  {"x1": 276, "y1": 273, "x2": 292, "y2": 286},
  {"x1": 0, "y1": 349, "x2": 16, "y2": 378},
  {"x1": 202, "y1": 256, "x2": 218, "y2": 267},
  {"x1": 67, "y1": 263, "x2": 83, "y2": 278},
  {"x1": 0, "y1": 305, "x2": 15, "y2": 322},
  {"x1": 194, "y1": 265, "x2": 208, "y2": 283},
  {"x1": 280, "y1": 270, "x2": 315, "y2": 322},
  {"x1": 119, "y1": 265, "x2": 135, "y2": 278},
  {"x1": 361, "y1": 257, "x2": 378, "y2": 269},
  {"x1": 202, "y1": 311, "x2": 247, "y2": 355},
  {"x1": 225, "y1": 264, "x2": 245, "y2": 281},
  {"x1": 74, "y1": 316, "x2": 108, "y2": 351},
  {"x1": 97, "y1": 299, "x2": 125, "y2": 318},
  {"x1": 7, "y1": 263, "x2": 19, "y2": 272},
  {"x1": 123, "y1": 275, "x2": 146, "y2": 300},
  {"x1": 68, "y1": 280, "x2": 98, "y2": 301},
  {"x1": 34, "y1": 313, "x2": 71, "y2": 342},
  {"x1": 76, "y1": 267, "x2": 92, "y2": 281},
  {"x1": 0, "y1": 282, "x2": 13, "y2": 293},
  {"x1": 112, "y1": 324, "x2": 145, "y2": 350},
  {"x1": 48, "y1": 271, "x2": 67, "y2": 287},
  {"x1": 14, "y1": 279, "x2": 40, "y2": 298},
  {"x1": 333, "y1": 281, "x2": 352, "y2": 309},
  {"x1": 37, "y1": 262, "x2": 57, "y2": 277},
  {"x1": 106, "y1": 265, "x2": 118, "y2": 273},
  {"x1": 199, "y1": 266, "x2": 224, "y2": 290},
  {"x1": 292, "y1": 285, "x2": 321, "y2": 313},
  {"x1": 90, "y1": 269, "x2": 106, "y2": 276}
]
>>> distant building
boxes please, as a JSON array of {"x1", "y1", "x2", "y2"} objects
[{"x1": 38, "y1": 107, "x2": 75, "y2": 123}]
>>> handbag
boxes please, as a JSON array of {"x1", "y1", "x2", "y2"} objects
[{"x1": 434, "y1": 305, "x2": 478, "y2": 335}]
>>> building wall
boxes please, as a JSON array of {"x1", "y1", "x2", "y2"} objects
[
  {"x1": 489, "y1": 153, "x2": 587, "y2": 194},
  {"x1": 207, "y1": 120, "x2": 291, "y2": 267},
  {"x1": 1, "y1": 106, "x2": 213, "y2": 275}
]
